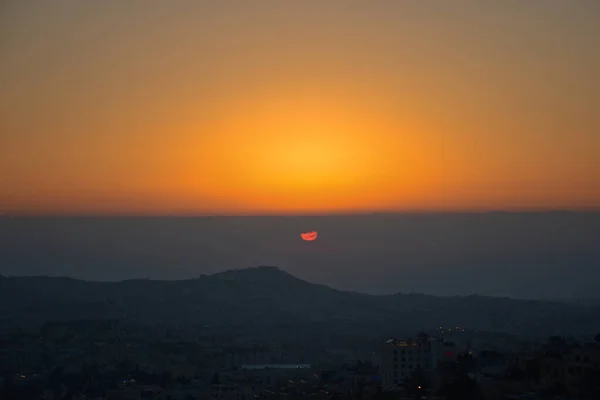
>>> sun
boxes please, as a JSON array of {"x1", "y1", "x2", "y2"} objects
[{"x1": 301, "y1": 231, "x2": 318, "y2": 241}]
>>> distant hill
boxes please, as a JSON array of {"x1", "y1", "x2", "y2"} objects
[
  {"x1": 550, "y1": 297, "x2": 600, "y2": 307},
  {"x1": 1, "y1": 266, "x2": 599, "y2": 339}
]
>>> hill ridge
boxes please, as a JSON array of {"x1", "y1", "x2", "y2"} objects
[
  {"x1": 2, "y1": 266, "x2": 600, "y2": 339},
  {"x1": 1, "y1": 267, "x2": 598, "y2": 305}
]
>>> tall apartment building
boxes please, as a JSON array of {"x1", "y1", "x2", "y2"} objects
[{"x1": 380, "y1": 334, "x2": 440, "y2": 391}]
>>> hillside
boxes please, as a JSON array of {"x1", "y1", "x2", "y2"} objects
[{"x1": 1, "y1": 266, "x2": 599, "y2": 338}]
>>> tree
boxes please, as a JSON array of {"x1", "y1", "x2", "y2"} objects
[
  {"x1": 581, "y1": 365, "x2": 600, "y2": 399},
  {"x1": 438, "y1": 352, "x2": 483, "y2": 400},
  {"x1": 541, "y1": 382, "x2": 567, "y2": 400},
  {"x1": 404, "y1": 367, "x2": 428, "y2": 399},
  {"x1": 525, "y1": 359, "x2": 541, "y2": 383},
  {"x1": 159, "y1": 372, "x2": 173, "y2": 387},
  {"x1": 372, "y1": 390, "x2": 400, "y2": 400},
  {"x1": 2, "y1": 374, "x2": 15, "y2": 399},
  {"x1": 594, "y1": 332, "x2": 600, "y2": 344},
  {"x1": 547, "y1": 336, "x2": 566, "y2": 349},
  {"x1": 443, "y1": 376, "x2": 484, "y2": 400},
  {"x1": 506, "y1": 366, "x2": 525, "y2": 380},
  {"x1": 457, "y1": 352, "x2": 476, "y2": 375},
  {"x1": 49, "y1": 366, "x2": 65, "y2": 399}
]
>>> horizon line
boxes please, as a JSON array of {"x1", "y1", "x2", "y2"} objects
[{"x1": 1, "y1": 208, "x2": 598, "y2": 218}]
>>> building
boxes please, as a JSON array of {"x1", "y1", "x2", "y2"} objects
[
  {"x1": 380, "y1": 334, "x2": 440, "y2": 391},
  {"x1": 538, "y1": 343, "x2": 600, "y2": 397}
]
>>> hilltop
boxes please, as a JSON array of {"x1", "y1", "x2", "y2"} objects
[{"x1": 1, "y1": 266, "x2": 599, "y2": 338}]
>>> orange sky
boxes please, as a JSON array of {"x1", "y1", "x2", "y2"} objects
[{"x1": 1, "y1": 1, "x2": 599, "y2": 215}]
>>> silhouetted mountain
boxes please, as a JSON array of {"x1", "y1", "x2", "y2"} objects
[{"x1": 1, "y1": 266, "x2": 599, "y2": 338}]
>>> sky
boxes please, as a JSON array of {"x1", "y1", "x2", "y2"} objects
[
  {"x1": 1, "y1": 1, "x2": 599, "y2": 215},
  {"x1": 1, "y1": 214, "x2": 599, "y2": 299}
]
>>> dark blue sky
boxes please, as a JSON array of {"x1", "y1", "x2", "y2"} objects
[{"x1": 1, "y1": 213, "x2": 598, "y2": 300}]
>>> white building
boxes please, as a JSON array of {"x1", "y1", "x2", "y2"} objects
[{"x1": 380, "y1": 335, "x2": 440, "y2": 391}]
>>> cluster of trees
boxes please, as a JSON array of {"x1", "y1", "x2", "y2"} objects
[{"x1": 1, "y1": 363, "x2": 192, "y2": 400}]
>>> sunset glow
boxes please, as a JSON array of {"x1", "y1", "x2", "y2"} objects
[{"x1": 1, "y1": 2, "x2": 599, "y2": 215}]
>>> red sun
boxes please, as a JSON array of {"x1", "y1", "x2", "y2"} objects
[{"x1": 300, "y1": 231, "x2": 318, "y2": 241}]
